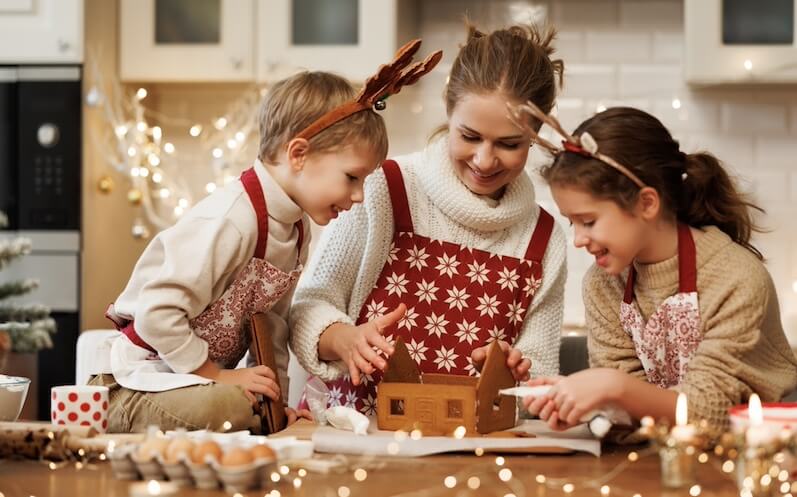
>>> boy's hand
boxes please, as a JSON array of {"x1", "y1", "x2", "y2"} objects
[
  {"x1": 215, "y1": 365, "x2": 281, "y2": 403},
  {"x1": 470, "y1": 340, "x2": 531, "y2": 381},
  {"x1": 286, "y1": 407, "x2": 313, "y2": 425},
  {"x1": 321, "y1": 303, "x2": 406, "y2": 386}
]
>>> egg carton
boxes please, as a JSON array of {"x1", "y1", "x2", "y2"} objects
[{"x1": 107, "y1": 432, "x2": 314, "y2": 492}]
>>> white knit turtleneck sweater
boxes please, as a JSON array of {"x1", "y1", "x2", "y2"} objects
[{"x1": 289, "y1": 136, "x2": 567, "y2": 380}]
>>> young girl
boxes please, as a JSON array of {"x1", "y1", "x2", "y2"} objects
[
  {"x1": 290, "y1": 24, "x2": 568, "y2": 414},
  {"x1": 514, "y1": 104, "x2": 797, "y2": 440},
  {"x1": 91, "y1": 71, "x2": 392, "y2": 433}
]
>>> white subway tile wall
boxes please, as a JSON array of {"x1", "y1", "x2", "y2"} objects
[{"x1": 382, "y1": 0, "x2": 797, "y2": 343}]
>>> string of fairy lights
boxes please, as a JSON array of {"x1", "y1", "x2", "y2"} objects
[
  {"x1": 85, "y1": 60, "x2": 264, "y2": 239},
  {"x1": 20, "y1": 416, "x2": 796, "y2": 497}
]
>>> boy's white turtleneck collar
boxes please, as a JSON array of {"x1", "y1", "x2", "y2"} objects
[{"x1": 413, "y1": 135, "x2": 537, "y2": 232}]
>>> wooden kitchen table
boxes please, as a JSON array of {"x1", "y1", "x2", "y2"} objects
[{"x1": 0, "y1": 443, "x2": 739, "y2": 497}]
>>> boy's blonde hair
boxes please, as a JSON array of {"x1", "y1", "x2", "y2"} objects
[{"x1": 258, "y1": 71, "x2": 388, "y2": 164}]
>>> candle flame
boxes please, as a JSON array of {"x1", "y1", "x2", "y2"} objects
[
  {"x1": 147, "y1": 480, "x2": 161, "y2": 495},
  {"x1": 676, "y1": 393, "x2": 688, "y2": 426},
  {"x1": 748, "y1": 393, "x2": 763, "y2": 425}
]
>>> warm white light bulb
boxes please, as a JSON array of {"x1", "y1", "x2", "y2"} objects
[
  {"x1": 205, "y1": 182, "x2": 217, "y2": 193},
  {"x1": 164, "y1": 142, "x2": 175, "y2": 154},
  {"x1": 189, "y1": 125, "x2": 202, "y2": 137},
  {"x1": 212, "y1": 148, "x2": 223, "y2": 158},
  {"x1": 152, "y1": 172, "x2": 163, "y2": 184},
  {"x1": 744, "y1": 59, "x2": 753, "y2": 71},
  {"x1": 136, "y1": 88, "x2": 148, "y2": 100},
  {"x1": 215, "y1": 117, "x2": 228, "y2": 130},
  {"x1": 672, "y1": 98, "x2": 682, "y2": 109}
]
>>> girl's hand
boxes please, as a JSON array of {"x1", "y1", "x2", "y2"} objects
[
  {"x1": 470, "y1": 340, "x2": 531, "y2": 381},
  {"x1": 286, "y1": 407, "x2": 313, "y2": 425},
  {"x1": 522, "y1": 375, "x2": 562, "y2": 419},
  {"x1": 321, "y1": 304, "x2": 406, "y2": 386},
  {"x1": 525, "y1": 369, "x2": 624, "y2": 430},
  {"x1": 215, "y1": 365, "x2": 281, "y2": 402}
]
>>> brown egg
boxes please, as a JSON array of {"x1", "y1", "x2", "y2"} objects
[
  {"x1": 221, "y1": 447, "x2": 255, "y2": 467},
  {"x1": 249, "y1": 444, "x2": 276, "y2": 461},
  {"x1": 136, "y1": 437, "x2": 169, "y2": 461},
  {"x1": 191, "y1": 440, "x2": 223, "y2": 464},
  {"x1": 164, "y1": 437, "x2": 195, "y2": 464}
]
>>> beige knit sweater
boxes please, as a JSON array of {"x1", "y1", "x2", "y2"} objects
[{"x1": 585, "y1": 226, "x2": 797, "y2": 440}]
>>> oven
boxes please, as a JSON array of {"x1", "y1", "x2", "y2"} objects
[{"x1": 0, "y1": 65, "x2": 81, "y2": 420}]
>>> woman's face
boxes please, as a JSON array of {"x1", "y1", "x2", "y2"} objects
[{"x1": 447, "y1": 93, "x2": 533, "y2": 199}]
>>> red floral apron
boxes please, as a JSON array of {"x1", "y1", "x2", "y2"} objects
[
  {"x1": 106, "y1": 167, "x2": 304, "y2": 391},
  {"x1": 314, "y1": 160, "x2": 554, "y2": 414},
  {"x1": 619, "y1": 223, "x2": 702, "y2": 389}
]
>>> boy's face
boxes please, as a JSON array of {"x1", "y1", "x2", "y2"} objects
[{"x1": 292, "y1": 142, "x2": 382, "y2": 225}]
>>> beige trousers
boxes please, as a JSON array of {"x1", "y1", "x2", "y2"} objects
[{"x1": 89, "y1": 374, "x2": 262, "y2": 434}]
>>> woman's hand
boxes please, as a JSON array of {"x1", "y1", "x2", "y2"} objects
[
  {"x1": 470, "y1": 340, "x2": 531, "y2": 381},
  {"x1": 319, "y1": 303, "x2": 406, "y2": 386}
]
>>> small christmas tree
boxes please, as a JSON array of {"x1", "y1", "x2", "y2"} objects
[{"x1": 0, "y1": 211, "x2": 56, "y2": 371}]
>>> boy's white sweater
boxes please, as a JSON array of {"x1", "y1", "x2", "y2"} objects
[{"x1": 290, "y1": 136, "x2": 567, "y2": 381}]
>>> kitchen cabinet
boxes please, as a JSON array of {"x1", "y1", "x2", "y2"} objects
[
  {"x1": 119, "y1": 0, "x2": 255, "y2": 82},
  {"x1": 119, "y1": 0, "x2": 417, "y2": 82},
  {"x1": 0, "y1": 0, "x2": 84, "y2": 63},
  {"x1": 257, "y1": 0, "x2": 417, "y2": 82}
]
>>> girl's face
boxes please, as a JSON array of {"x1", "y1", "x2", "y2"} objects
[
  {"x1": 448, "y1": 93, "x2": 533, "y2": 199},
  {"x1": 292, "y1": 142, "x2": 381, "y2": 225},
  {"x1": 551, "y1": 184, "x2": 649, "y2": 275}
]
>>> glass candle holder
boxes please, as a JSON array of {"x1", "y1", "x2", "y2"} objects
[
  {"x1": 736, "y1": 446, "x2": 780, "y2": 497},
  {"x1": 659, "y1": 438, "x2": 696, "y2": 489}
]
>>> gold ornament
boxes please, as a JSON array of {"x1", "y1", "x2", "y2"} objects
[
  {"x1": 97, "y1": 175, "x2": 114, "y2": 194},
  {"x1": 127, "y1": 189, "x2": 143, "y2": 206}
]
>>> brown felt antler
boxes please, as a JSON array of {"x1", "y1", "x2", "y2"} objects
[
  {"x1": 294, "y1": 40, "x2": 443, "y2": 141},
  {"x1": 507, "y1": 100, "x2": 647, "y2": 189}
]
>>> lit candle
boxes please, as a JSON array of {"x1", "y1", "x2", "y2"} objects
[
  {"x1": 670, "y1": 393, "x2": 695, "y2": 442},
  {"x1": 745, "y1": 394, "x2": 775, "y2": 447},
  {"x1": 128, "y1": 480, "x2": 177, "y2": 497}
]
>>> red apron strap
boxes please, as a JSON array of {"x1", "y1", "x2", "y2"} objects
[
  {"x1": 623, "y1": 224, "x2": 696, "y2": 303},
  {"x1": 524, "y1": 207, "x2": 555, "y2": 263},
  {"x1": 295, "y1": 219, "x2": 305, "y2": 266},
  {"x1": 623, "y1": 267, "x2": 636, "y2": 304},
  {"x1": 241, "y1": 167, "x2": 270, "y2": 259},
  {"x1": 381, "y1": 160, "x2": 414, "y2": 233},
  {"x1": 677, "y1": 223, "x2": 697, "y2": 293}
]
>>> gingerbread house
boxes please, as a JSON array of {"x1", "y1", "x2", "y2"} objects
[{"x1": 376, "y1": 337, "x2": 516, "y2": 436}]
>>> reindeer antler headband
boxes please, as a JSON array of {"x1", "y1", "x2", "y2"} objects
[
  {"x1": 507, "y1": 101, "x2": 647, "y2": 189},
  {"x1": 294, "y1": 39, "x2": 443, "y2": 141}
]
